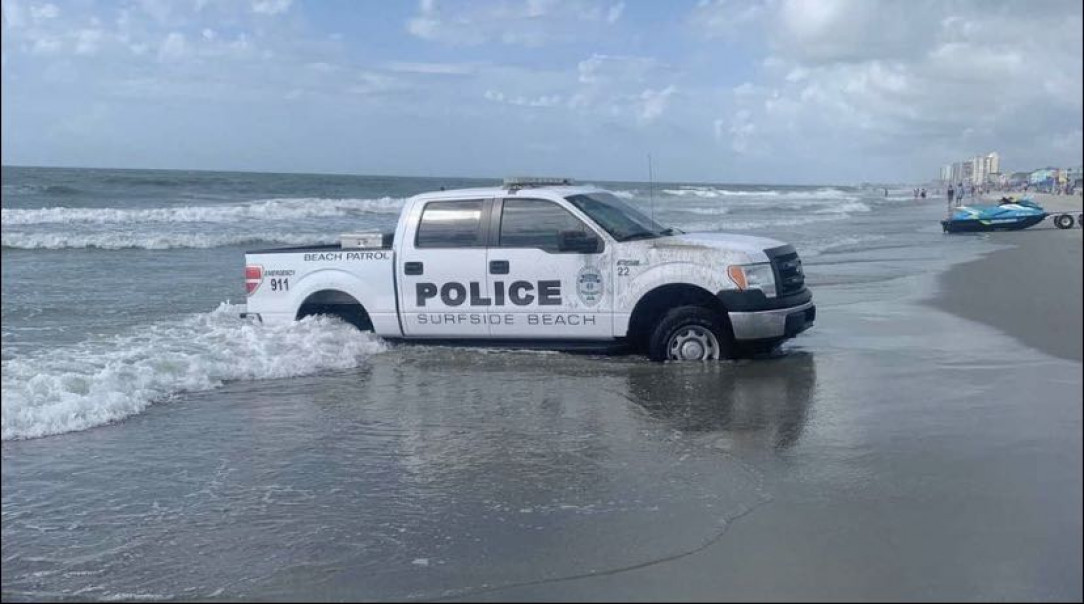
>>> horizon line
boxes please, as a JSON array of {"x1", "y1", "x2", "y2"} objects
[{"x1": 0, "y1": 163, "x2": 888, "y2": 189}]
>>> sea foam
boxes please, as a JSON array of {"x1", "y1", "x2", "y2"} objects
[
  {"x1": 660, "y1": 186, "x2": 851, "y2": 199},
  {"x1": 0, "y1": 197, "x2": 404, "y2": 226},
  {"x1": 0, "y1": 231, "x2": 341, "y2": 250},
  {"x1": 1, "y1": 304, "x2": 386, "y2": 440}
]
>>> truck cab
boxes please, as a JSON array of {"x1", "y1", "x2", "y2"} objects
[{"x1": 242, "y1": 177, "x2": 815, "y2": 361}]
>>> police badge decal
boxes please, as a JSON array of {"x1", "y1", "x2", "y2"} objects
[{"x1": 576, "y1": 266, "x2": 603, "y2": 307}]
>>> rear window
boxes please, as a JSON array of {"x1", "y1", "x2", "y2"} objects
[{"x1": 415, "y1": 200, "x2": 485, "y2": 248}]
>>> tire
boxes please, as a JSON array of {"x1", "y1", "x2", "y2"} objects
[
  {"x1": 1054, "y1": 214, "x2": 1075, "y2": 229},
  {"x1": 1078, "y1": 214, "x2": 1082, "y2": 227},
  {"x1": 647, "y1": 305, "x2": 731, "y2": 362}
]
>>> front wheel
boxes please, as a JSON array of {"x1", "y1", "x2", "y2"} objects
[{"x1": 647, "y1": 305, "x2": 731, "y2": 362}]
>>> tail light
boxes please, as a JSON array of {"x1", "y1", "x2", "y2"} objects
[{"x1": 245, "y1": 265, "x2": 263, "y2": 295}]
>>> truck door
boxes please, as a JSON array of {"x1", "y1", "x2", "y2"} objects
[
  {"x1": 397, "y1": 198, "x2": 492, "y2": 338},
  {"x1": 486, "y1": 197, "x2": 613, "y2": 339}
]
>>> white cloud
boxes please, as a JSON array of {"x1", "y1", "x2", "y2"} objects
[
  {"x1": 606, "y1": 2, "x2": 624, "y2": 24},
  {"x1": 577, "y1": 54, "x2": 661, "y2": 84},
  {"x1": 157, "y1": 31, "x2": 186, "y2": 61},
  {"x1": 251, "y1": 0, "x2": 291, "y2": 16},
  {"x1": 385, "y1": 61, "x2": 478, "y2": 75},
  {"x1": 692, "y1": 0, "x2": 764, "y2": 39},
  {"x1": 484, "y1": 89, "x2": 563, "y2": 107},
  {"x1": 637, "y1": 85, "x2": 675, "y2": 123},
  {"x1": 406, "y1": 0, "x2": 625, "y2": 46},
  {"x1": 29, "y1": 3, "x2": 58, "y2": 20},
  {"x1": 74, "y1": 29, "x2": 103, "y2": 55},
  {"x1": 704, "y1": 0, "x2": 1084, "y2": 175}
]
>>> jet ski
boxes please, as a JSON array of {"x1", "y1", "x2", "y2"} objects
[{"x1": 941, "y1": 196, "x2": 1047, "y2": 233}]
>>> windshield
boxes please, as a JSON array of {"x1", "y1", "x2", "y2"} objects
[{"x1": 565, "y1": 193, "x2": 675, "y2": 242}]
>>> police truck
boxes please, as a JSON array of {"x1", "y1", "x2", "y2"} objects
[{"x1": 241, "y1": 178, "x2": 815, "y2": 361}]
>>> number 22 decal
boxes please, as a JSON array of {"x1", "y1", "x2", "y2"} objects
[{"x1": 617, "y1": 267, "x2": 630, "y2": 276}]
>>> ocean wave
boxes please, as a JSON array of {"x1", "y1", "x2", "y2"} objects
[
  {"x1": 799, "y1": 234, "x2": 888, "y2": 257},
  {"x1": 1, "y1": 197, "x2": 405, "y2": 226},
  {"x1": 813, "y1": 201, "x2": 871, "y2": 214},
  {"x1": 2, "y1": 183, "x2": 84, "y2": 196},
  {"x1": 660, "y1": 186, "x2": 851, "y2": 200},
  {"x1": 672, "y1": 213, "x2": 852, "y2": 232},
  {"x1": 1, "y1": 303, "x2": 386, "y2": 441},
  {"x1": 667, "y1": 206, "x2": 731, "y2": 216},
  {"x1": 1, "y1": 231, "x2": 340, "y2": 250}
]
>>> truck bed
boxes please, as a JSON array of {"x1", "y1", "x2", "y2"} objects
[{"x1": 247, "y1": 232, "x2": 394, "y2": 255}]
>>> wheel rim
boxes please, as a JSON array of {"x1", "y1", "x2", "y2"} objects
[{"x1": 666, "y1": 325, "x2": 721, "y2": 361}]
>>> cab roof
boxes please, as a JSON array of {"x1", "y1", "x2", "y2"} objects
[{"x1": 412, "y1": 184, "x2": 606, "y2": 201}]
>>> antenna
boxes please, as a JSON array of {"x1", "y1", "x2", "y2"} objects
[{"x1": 648, "y1": 153, "x2": 656, "y2": 223}]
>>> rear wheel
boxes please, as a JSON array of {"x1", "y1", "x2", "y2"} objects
[
  {"x1": 647, "y1": 305, "x2": 731, "y2": 362},
  {"x1": 1054, "y1": 214, "x2": 1075, "y2": 229}
]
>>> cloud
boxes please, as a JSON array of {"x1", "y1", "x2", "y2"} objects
[
  {"x1": 157, "y1": 31, "x2": 186, "y2": 61},
  {"x1": 384, "y1": 61, "x2": 478, "y2": 75},
  {"x1": 692, "y1": 0, "x2": 765, "y2": 39},
  {"x1": 251, "y1": 0, "x2": 291, "y2": 16},
  {"x1": 406, "y1": 0, "x2": 625, "y2": 46},
  {"x1": 29, "y1": 3, "x2": 58, "y2": 20},
  {"x1": 706, "y1": 0, "x2": 1084, "y2": 176},
  {"x1": 484, "y1": 89, "x2": 563, "y2": 107}
]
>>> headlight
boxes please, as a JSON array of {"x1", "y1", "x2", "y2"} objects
[{"x1": 727, "y1": 262, "x2": 777, "y2": 298}]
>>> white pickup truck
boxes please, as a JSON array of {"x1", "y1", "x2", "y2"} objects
[{"x1": 241, "y1": 178, "x2": 814, "y2": 361}]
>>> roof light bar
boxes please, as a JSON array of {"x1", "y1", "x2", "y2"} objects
[{"x1": 503, "y1": 176, "x2": 576, "y2": 190}]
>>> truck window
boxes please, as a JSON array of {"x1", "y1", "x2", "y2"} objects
[
  {"x1": 499, "y1": 199, "x2": 590, "y2": 252},
  {"x1": 415, "y1": 200, "x2": 486, "y2": 248}
]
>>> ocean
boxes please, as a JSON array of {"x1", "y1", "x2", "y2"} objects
[
  {"x1": 1, "y1": 166, "x2": 931, "y2": 441},
  {"x1": 3, "y1": 166, "x2": 1079, "y2": 601}
]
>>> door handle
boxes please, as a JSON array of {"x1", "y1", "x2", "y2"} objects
[
  {"x1": 404, "y1": 261, "x2": 423, "y2": 275},
  {"x1": 489, "y1": 260, "x2": 509, "y2": 275}
]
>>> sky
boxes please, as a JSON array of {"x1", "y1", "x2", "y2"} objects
[{"x1": 1, "y1": 0, "x2": 1082, "y2": 184}]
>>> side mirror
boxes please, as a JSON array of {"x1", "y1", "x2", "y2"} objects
[{"x1": 557, "y1": 230, "x2": 600, "y2": 253}]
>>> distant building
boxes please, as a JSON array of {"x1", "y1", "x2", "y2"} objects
[
  {"x1": 1009, "y1": 172, "x2": 1030, "y2": 186},
  {"x1": 941, "y1": 152, "x2": 1000, "y2": 185},
  {"x1": 1030, "y1": 168, "x2": 1057, "y2": 186},
  {"x1": 1067, "y1": 166, "x2": 1083, "y2": 186}
]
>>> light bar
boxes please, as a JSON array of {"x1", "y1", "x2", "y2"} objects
[{"x1": 503, "y1": 176, "x2": 576, "y2": 189}]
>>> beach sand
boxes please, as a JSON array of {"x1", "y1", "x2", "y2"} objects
[
  {"x1": 984, "y1": 190, "x2": 1084, "y2": 214},
  {"x1": 929, "y1": 223, "x2": 1083, "y2": 362}
]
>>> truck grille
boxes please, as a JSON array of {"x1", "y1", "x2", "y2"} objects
[{"x1": 766, "y1": 245, "x2": 805, "y2": 297}]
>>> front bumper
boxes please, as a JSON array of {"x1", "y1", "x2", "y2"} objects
[{"x1": 727, "y1": 300, "x2": 816, "y2": 341}]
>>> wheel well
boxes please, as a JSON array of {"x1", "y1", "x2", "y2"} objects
[
  {"x1": 626, "y1": 284, "x2": 730, "y2": 347},
  {"x1": 295, "y1": 289, "x2": 373, "y2": 331}
]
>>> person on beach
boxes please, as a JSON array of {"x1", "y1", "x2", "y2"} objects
[
  {"x1": 947, "y1": 185, "x2": 955, "y2": 214},
  {"x1": 920, "y1": 188, "x2": 927, "y2": 199}
]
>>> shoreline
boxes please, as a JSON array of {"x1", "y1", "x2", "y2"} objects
[{"x1": 927, "y1": 224, "x2": 1083, "y2": 362}]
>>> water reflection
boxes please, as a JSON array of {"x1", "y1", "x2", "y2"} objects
[{"x1": 622, "y1": 352, "x2": 816, "y2": 450}]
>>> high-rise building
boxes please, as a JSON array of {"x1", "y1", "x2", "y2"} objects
[
  {"x1": 986, "y1": 152, "x2": 999, "y2": 177},
  {"x1": 942, "y1": 152, "x2": 1000, "y2": 185}
]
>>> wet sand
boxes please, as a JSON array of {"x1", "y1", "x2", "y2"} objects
[
  {"x1": 983, "y1": 191, "x2": 1084, "y2": 214},
  {"x1": 929, "y1": 225, "x2": 1082, "y2": 362}
]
